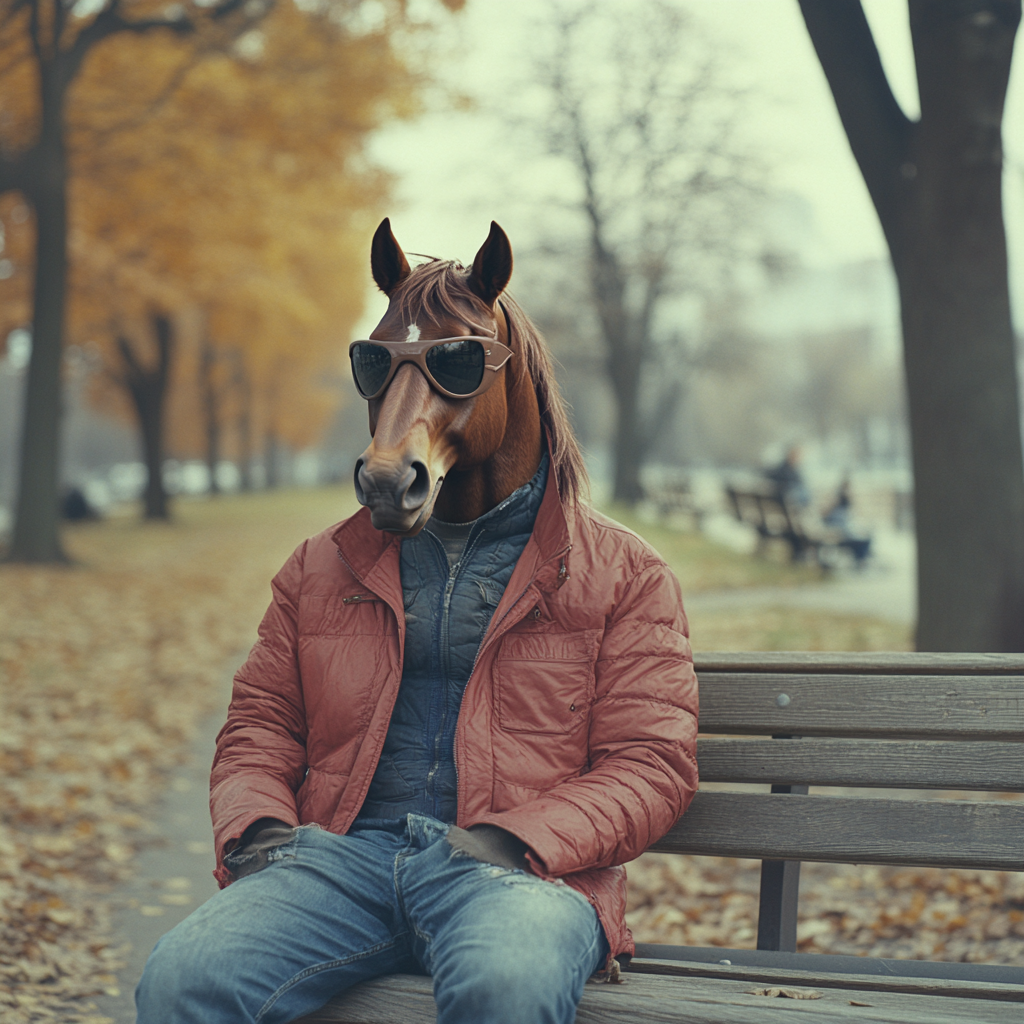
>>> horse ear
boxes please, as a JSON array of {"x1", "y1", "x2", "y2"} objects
[
  {"x1": 371, "y1": 218, "x2": 411, "y2": 295},
  {"x1": 468, "y1": 221, "x2": 513, "y2": 305}
]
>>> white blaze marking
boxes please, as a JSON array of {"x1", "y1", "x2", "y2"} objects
[{"x1": 405, "y1": 324, "x2": 421, "y2": 343}]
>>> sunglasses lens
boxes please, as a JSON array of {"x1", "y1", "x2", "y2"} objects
[
  {"x1": 426, "y1": 340, "x2": 485, "y2": 396},
  {"x1": 350, "y1": 343, "x2": 392, "y2": 397}
]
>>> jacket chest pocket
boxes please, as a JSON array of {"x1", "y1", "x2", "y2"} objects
[
  {"x1": 495, "y1": 631, "x2": 599, "y2": 735},
  {"x1": 300, "y1": 592, "x2": 389, "y2": 636}
]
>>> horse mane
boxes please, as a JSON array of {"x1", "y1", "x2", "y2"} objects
[{"x1": 393, "y1": 259, "x2": 589, "y2": 507}]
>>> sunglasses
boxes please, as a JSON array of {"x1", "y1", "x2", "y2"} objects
[{"x1": 348, "y1": 336, "x2": 514, "y2": 400}]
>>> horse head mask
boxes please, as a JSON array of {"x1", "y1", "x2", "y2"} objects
[{"x1": 352, "y1": 219, "x2": 545, "y2": 534}]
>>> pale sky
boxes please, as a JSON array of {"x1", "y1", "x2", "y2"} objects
[{"x1": 354, "y1": 0, "x2": 1024, "y2": 335}]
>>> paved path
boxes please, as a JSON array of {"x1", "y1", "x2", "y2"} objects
[
  {"x1": 91, "y1": 687, "x2": 228, "y2": 1023},
  {"x1": 690, "y1": 524, "x2": 917, "y2": 627}
]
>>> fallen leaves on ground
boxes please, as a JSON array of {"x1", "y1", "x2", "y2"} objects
[
  {"x1": 0, "y1": 489, "x2": 356, "y2": 1023},
  {"x1": 626, "y1": 852, "x2": 1024, "y2": 965}
]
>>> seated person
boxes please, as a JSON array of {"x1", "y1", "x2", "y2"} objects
[
  {"x1": 765, "y1": 445, "x2": 811, "y2": 508},
  {"x1": 135, "y1": 222, "x2": 698, "y2": 1024},
  {"x1": 823, "y1": 478, "x2": 872, "y2": 566}
]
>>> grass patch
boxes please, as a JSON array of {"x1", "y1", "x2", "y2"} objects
[
  {"x1": 599, "y1": 503, "x2": 820, "y2": 593},
  {"x1": 691, "y1": 606, "x2": 912, "y2": 652},
  {"x1": 61, "y1": 485, "x2": 359, "y2": 573}
]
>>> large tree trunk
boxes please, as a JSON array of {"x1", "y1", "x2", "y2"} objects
[
  {"x1": 1, "y1": 0, "x2": 256, "y2": 558},
  {"x1": 8, "y1": 108, "x2": 68, "y2": 561},
  {"x1": 608, "y1": 357, "x2": 644, "y2": 503},
  {"x1": 264, "y1": 428, "x2": 280, "y2": 489},
  {"x1": 587, "y1": 226, "x2": 647, "y2": 504},
  {"x1": 800, "y1": 0, "x2": 1024, "y2": 652},
  {"x1": 199, "y1": 338, "x2": 222, "y2": 495},
  {"x1": 233, "y1": 351, "x2": 253, "y2": 490},
  {"x1": 138, "y1": 392, "x2": 170, "y2": 520},
  {"x1": 116, "y1": 314, "x2": 174, "y2": 520}
]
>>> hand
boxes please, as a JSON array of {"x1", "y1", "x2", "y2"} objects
[
  {"x1": 226, "y1": 818, "x2": 295, "y2": 879},
  {"x1": 446, "y1": 824, "x2": 531, "y2": 872},
  {"x1": 238, "y1": 817, "x2": 294, "y2": 852}
]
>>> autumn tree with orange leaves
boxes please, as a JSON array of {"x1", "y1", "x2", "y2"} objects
[{"x1": 0, "y1": 0, "x2": 462, "y2": 549}]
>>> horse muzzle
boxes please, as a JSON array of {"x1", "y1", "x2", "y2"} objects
[{"x1": 354, "y1": 454, "x2": 442, "y2": 534}]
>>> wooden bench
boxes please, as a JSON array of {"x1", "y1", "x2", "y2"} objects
[
  {"x1": 646, "y1": 475, "x2": 705, "y2": 530},
  {"x1": 299, "y1": 652, "x2": 1024, "y2": 1023},
  {"x1": 726, "y1": 484, "x2": 843, "y2": 567}
]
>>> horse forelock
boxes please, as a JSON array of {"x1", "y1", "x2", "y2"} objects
[
  {"x1": 391, "y1": 259, "x2": 489, "y2": 328},
  {"x1": 389, "y1": 260, "x2": 589, "y2": 507}
]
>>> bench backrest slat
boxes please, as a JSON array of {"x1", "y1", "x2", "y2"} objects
[
  {"x1": 694, "y1": 652, "x2": 1024, "y2": 675},
  {"x1": 697, "y1": 738, "x2": 1024, "y2": 792},
  {"x1": 652, "y1": 791, "x2": 1024, "y2": 871},
  {"x1": 698, "y1": 674, "x2": 1023, "y2": 740}
]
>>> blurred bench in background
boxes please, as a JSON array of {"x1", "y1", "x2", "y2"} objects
[
  {"x1": 646, "y1": 474, "x2": 705, "y2": 530},
  {"x1": 726, "y1": 484, "x2": 841, "y2": 566}
]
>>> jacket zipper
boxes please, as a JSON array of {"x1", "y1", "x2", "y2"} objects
[
  {"x1": 426, "y1": 537, "x2": 461, "y2": 808},
  {"x1": 427, "y1": 525, "x2": 488, "y2": 815}
]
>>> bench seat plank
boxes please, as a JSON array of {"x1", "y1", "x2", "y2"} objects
[
  {"x1": 631, "y1": 943, "x2": 1024, "y2": 986},
  {"x1": 698, "y1": 675, "x2": 1024, "y2": 739},
  {"x1": 697, "y1": 738, "x2": 1024, "y2": 791},
  {"x1": 694, "y1": 652, "x2": 1024, "y2": 675},
  {"x1": 650, "y1": 791, "x2": 1024, "y2": 869},
  {"x1": 294, "y1": 971, "x2": 1024, "y2": 1024},
  {"x1": 626, "y1": 957, "x2": 1024, "y2": 1001}
]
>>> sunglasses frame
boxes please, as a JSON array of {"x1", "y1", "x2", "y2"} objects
[{"x1": 348, "y1": 336, "x2": 514, "y2": 400}]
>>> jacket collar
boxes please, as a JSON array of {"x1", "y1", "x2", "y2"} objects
[
  {"x1": 525, "y1": 456, "x2": 573, "y2": 587},
  {"x1": 331, "y1": 445, "x2": 575, "y2": 597},
  {"x1": 429, "y1": 451, "x2": 549, "y2": 544},
  {"x1": 331, "y1": 505, "x2": 396, "y2": 579}
]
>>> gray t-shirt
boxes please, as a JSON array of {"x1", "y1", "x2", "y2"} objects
[{"x1": 425, "y1": 516, "x2": 476, "y2": 567}]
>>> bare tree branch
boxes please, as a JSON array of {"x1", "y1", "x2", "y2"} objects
[
  {"x1": 27, "y1": 0, "x2": 42, "y2": 64},
  {"x1": 62, "y1": 0, "x2": 273, "y2": 103},
  {"x1": 527, "y1": 0, "x2": 764, "y2": 501},
  {"x1": 797, "y1": 0, "x2": 913, "y2": 249},
  {"x1": 115, "y1": 332, "x2": 143, "y2": 381},
  {"x1": 63, "y1": 2, "x2": 195, "y2": 85},
  {"x1": 53, "y1": 0, "x2": 67, "y2": 53}
]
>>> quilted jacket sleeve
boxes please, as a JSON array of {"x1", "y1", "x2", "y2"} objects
[
  {"x1": 210, "y1": 542, "x2": 308, "y2": 882},
  {"x1": 474, "y1": 558, "x2": 698, "y2": 878}
]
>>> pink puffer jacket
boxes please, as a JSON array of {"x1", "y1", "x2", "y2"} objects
[{"x1": 210, "y1": 473, "x2": 699, "y2": 957}]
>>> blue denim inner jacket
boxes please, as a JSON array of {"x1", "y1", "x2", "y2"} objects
[{"x1": 355, "y1": 453, "x2": 550, "y2": 824}]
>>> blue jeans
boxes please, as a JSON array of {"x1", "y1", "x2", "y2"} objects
[{"x1": 136, "y1": 814, "x2": 608, "y2": 1024}]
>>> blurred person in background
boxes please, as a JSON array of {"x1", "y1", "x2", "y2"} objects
[
  {"x1": 824, "y1": 477, "x2": 872, "y2": 567},
  {"x1": 765, "y1": 445, "x2": 810, "y2": 508}
]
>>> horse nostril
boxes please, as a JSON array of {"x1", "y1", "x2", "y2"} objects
[
  {"x1": 354, "y1": 459, "x2": 369, "y2": 505},
  {"x1": 401, "y1": 461, "x2": 432, "y2": 510}
]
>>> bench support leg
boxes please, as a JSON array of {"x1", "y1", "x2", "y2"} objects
[{"x1": 756, "y1": 783, "x2": 808, "y2": 953}]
